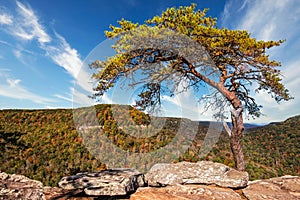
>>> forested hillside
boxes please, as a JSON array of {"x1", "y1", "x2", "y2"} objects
[{"x1": 0, "y1": 105, "x2": 299, "y2": 186}]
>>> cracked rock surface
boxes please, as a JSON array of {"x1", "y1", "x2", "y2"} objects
[
  {"x1": 0, "y1": 172, "x2": 45, "y2": 200},
  {"x1": 242, "y1": 175, "x2": 300, "y2": 200},
  {"x1": 145, "y1": 161, "x2": 249, "y2": 188},
  {"x1": 130, "y1": 184, "x2": 243, "y2": 200},
  {"x1": 58, "y1": 168, "x2": 145, "y2": 196}
]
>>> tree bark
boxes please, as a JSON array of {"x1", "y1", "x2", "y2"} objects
[
  {"x1": 216, "y1": 84, "x2": 246, "y2": 171},
  {"x1": 230, "y1": 106, "x2": 245, "y2": 171}
]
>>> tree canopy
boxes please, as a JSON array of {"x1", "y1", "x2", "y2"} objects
[{"x1": 90, "y1": 4, "x2": 292, "y2": 170}]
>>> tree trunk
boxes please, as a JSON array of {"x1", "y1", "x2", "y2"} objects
[
  {"x1": 230, "y1": 106, "x2": 245, "y2": 171},
  {"x1": 214, "y1": 84, "x2": 246, "y2": 171}
]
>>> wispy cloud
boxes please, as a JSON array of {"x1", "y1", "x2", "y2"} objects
[
  {"x1": 11, "y1": 45, "x2": 38, "y2": 68},
  {"x1": 237, "y1": 0, "x2": 300, "y2": 41},
  {"x1": 0, "y1": 40, "x2": 11, "y2": 46},
  {"x1": 53, "y1": 94, "x2": 73, "y2": 102},
  {"x1": 0, "y1": 71, "x2": 56, "y2": 104},
  {"x1": 1, "y1": 1, "x2": 82, "y2": 79},
  {"x1": 0, "y1": 13, "x2": 13, "y2": 25},
  {"x1": 15, "y1": 1, "x2": 82, "y2": 78},
  {"x1": 222, "y1": 0, "x2": 300, "y2": 41},
  {"x1": 160, "y1": 81, "x2": 220, "y2": 121},
  {"x1": 0, "y1": 0, "x2": 86, "y2": 107},
  {"x1": 13, "y1": 1, "x2": 51, "y2": 43},
  {"x1": 13, "y1": 1, "x2": 82, "y2": 78},
  {"x1": 43, "y1": 33, "x2": 82, "y2": 78},
  {"x1": 72, "y1": 87, "x2": 96, "y2": 107},
  {"x1": 221, "y1": 0, "x2": 300, "y2": 123}
]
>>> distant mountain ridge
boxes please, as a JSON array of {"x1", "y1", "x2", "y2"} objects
[
  {"x1": 0, "y1": 106, "x2": 294, "y2": 129},
  {"x1": 196, "y1": 121, "x2": 262, "y2": 130}
]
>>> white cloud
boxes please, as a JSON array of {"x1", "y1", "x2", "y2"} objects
[
  {"x1": 9, "y1": 1, "x2": 82, "y2": 79},
  {"x1": 0, "y1": 72, "x2": 55, "y2": 104},
  {"x1": 0, "y1": 40, "x2": 11, "y2": 46},
  {"x1": 15, "y1": 2, "x2": 82, "y2": 79},
  {"x1": 13, "y1": 1, "x2": 51, "y2": 43},
  {"x1": 0, "y1": 2, "x2": 50, "y2": 43},
  {"x1": 0, "y1": 13, "x2": 13, "y2": 25},
  {"x1": 222, "y1": 0, "x2": 300, "y2": 38},
  {"x1": 45, "y1": 106, "x2": 66, "y2": 109},
  {"x1": 1, "y1": 1, "x2": 83, "y2": 82},
  {"x1": 43, "y1": 33, "x2": 82, "y2": 78},
  {"x1": 72, "y1": 87, "x2": 97, "y2": 107},
  {"x1": 101, "y1": 93, "x2": 115, "y2": 104},
  {"x1": 0, "y1": 1, "x2": 104, "y2": 109},
  {"x1": 236, "y1": 0, "x2": 300, "y2": 41},
  {"x1": 160, "y1": 81, "x2": 221, "y2": 121},
  {"x1": 11, "y1": 45, "x2": 37, "y2": 67},
  {"x1": 1, "y1": 2, "x2": 83, "y2": 80},
  {"x1": 220, "y1": 0, "x2": 233, "y2": 28},
  {"x1": 13, "y1": 27, "x2": 34, "y2": 40},
  {"x1": 53, "y1": 94, "x2": 72, "y2": 102}
]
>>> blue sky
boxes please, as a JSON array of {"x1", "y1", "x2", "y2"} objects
[{"x1": 0, "y1": 0, "x2": 299, "y2": 123}]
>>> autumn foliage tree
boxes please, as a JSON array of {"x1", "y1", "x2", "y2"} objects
[{"x1": 90, "y1": 4, "x2": 291, "y2": 171}]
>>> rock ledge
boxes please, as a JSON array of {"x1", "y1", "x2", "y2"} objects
[
  {"x1": 145, "y1": 161, "x2": 249, "y2": 188},
  {"x1": 1, "y1": 162, "x2": 300, "y2": 200}
]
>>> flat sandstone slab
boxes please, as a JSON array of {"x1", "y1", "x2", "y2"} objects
[
  {"x1": 130, "y1": 184, "x2": 243, "y2": 200},
  {"x1": 145, "y1": 161, "x2": 249, "y2": 188},
  {"x1": 242, "y1": 175, "x2": 300, "y2": 200}
]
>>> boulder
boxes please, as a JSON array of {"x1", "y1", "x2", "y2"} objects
[
  {"x1": 242, "y1": 175, "x2": 300, "y2": 200},
  {"x1": 130, "y1": 184, "x2": 243, "y2": 200},
  {"x1": 145, "y1": 161, "x2": 248, "y2": 188},
  {"x1": 58, "y1": 168, "x2": 145, "y2": 196},
  {"x1": 0, "y1": 172, "x2": 45, "y2": 200}
]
